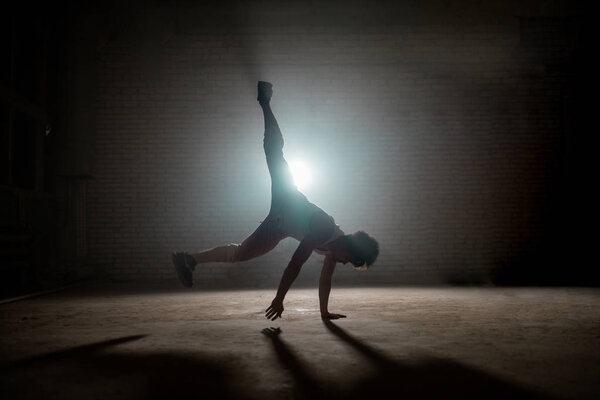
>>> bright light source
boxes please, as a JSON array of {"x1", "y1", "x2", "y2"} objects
[{"x1": 288, "y1": 159, "x2": 312, "y2": 190}]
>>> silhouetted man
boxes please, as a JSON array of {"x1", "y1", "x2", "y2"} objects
[{"x1": 172, "y1": 81, "x2": 379, "y2": 320}]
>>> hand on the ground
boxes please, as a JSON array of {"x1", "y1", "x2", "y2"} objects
[
  {"x1": 265, "y1": 298, "x2": 284, "y2": 320},
  {"x1": 261, "y1": 327, "x2": 281, "y2": 337},
  {"x1": 321, "y1": 312, "x2": 347, "y2": 320}
]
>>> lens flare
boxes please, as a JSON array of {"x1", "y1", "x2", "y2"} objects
[{"x1": 289, "y1": 160, "x2": 312, "y2": 190}]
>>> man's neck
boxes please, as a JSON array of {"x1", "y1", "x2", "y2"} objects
[{"x1": 320, "y1": 235, "x2": 346, "y2": 251}]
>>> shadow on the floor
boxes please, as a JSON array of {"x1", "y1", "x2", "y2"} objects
[
  {"x1": 1, "y1": 335, "x2": 252, "y2": 400},
  {"x1": 261, "y1": 327, "x2": 327, "y2": 398},
  {"x1": 261, "y1": 322, "x2": 553, "y2": 400}
]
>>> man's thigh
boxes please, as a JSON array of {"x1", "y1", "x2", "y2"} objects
[
  {"x1": 266, "y1": 154, "x2": 296, "y2": 194},
  {"x1": 235, "y1": 216, "x2": 286, "y2": 262}
]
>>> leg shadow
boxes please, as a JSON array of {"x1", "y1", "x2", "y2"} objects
[
  {"x1": 5, "y1": 334, "x2": 147, "y2": 368},
  {"x1": 1, "y1": 335, "x2": 254, "y2": 400},
  {"x1": 323, "y1": 320, "x2": 553, "y2": 400}
]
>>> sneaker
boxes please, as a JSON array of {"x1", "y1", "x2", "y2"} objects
[
  {"x1": 172, "y1": 252, "x2": 196, "y2": 288},
  {"x1": 257, "y1": 81, "x2": 273, "y2": 104}
]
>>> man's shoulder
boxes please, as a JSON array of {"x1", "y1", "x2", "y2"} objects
[{"x1": 308, "y1": 210, "x2": 335, "y2": 244}]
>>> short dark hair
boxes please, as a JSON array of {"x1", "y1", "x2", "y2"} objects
[{"x1": 348, "y1": 231, "x2": 379, "y2": 268}]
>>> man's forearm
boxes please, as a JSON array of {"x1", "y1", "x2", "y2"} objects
[
  {"x1": 275, "y1": 262, "x2": 302, "y2": 300},
  {"x1": 274, "y1": 240, "x2": 314, "y2": 301},
  {"x1": 319, "y1": 273, "x2": 332, "y2": 314},
  {"x1": 319, "y1": 256, "x2": 336, "y2": 314}
]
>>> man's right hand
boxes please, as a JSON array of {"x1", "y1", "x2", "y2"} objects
[
  {"x1": 321, "y1": 312, "x2": 347, "y2": 320},
  {"x1": 265, "y1": 298, "x2": 284, "y2": 320}
]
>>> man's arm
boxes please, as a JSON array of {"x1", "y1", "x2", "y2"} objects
[
  {"x1": 265, "y1": 239, "x2": 315, "y2": 320},
  {"x1": 319, "y1": 255, "x2": 346, "y2": 320},
  {"x1": 265, "y1": 211, "x2": 335, "y2": 320}
]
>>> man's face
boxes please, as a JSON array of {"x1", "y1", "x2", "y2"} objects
[
  {"x1": 335, "y1": 251, "x2": 352, "y2": 264},
  {"x1": 333, "y1": 248, "x2": 363, "y2": 267}
]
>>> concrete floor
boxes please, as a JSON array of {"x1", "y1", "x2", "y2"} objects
[{"x1": 0, "y1": 284, "x2": 598, "y2": 399}]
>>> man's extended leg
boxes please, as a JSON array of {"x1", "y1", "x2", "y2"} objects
[
  {"x1": 172, "y1": 216, "x2": 284, "y2": 287},
  {"x1": 191, "y1": 217, "x2": 283, "y2": 263}
]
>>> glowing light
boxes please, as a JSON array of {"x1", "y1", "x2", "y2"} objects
[{"x1": 289, "y1": 160, "x2": 312, "y2": 190}]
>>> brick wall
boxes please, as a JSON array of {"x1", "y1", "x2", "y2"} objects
[{"x1": 87, "y1": 1, "x2": 579, "y2": 286}]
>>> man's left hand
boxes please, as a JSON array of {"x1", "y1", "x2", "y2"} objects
[{"x1": 265, "y1": 298, "x2": 284, "y2": 320}]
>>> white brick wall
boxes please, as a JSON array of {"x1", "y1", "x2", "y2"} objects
[{"x1": 87, "y1": 2, "x2": 576, "y2": 286}]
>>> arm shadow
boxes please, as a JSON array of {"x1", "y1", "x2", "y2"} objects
[
  {"x1": 261, "y1": 327, "x2": 330, "y2": 399},
  {"x1": 322, "y1": 320, "x2": 555, "y2": 400}
]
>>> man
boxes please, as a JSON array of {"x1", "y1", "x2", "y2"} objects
[{"x1": 172, "y1": 81, "x2": 379, "y2": 320}]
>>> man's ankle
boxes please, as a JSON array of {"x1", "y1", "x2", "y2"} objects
[
  {"x1": 257, "y1": 81, "x2": 273, "y2": 104},
  {"x1": 185, "y1": 253, "x2": 197, "y2": 269}
]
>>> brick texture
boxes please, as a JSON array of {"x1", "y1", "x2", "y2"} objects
[{"x1": 87, "y1": 2, "x2": 579, "y2": 286}]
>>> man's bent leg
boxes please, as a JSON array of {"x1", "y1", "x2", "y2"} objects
[{"x1": 191, "y1": 217, "x2": 284, "y2": 264}]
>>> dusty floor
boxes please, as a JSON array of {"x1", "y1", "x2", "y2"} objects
[{"x1": 0, "y1": 283, "x2": 598, "y2": 399}]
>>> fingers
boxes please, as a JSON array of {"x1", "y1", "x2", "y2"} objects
[
  {"x1": 330, "y1": 314, "x2": 346, "y2": 319},
  {"x1": 321, "y1": 313, "x2": 347, "y2": 320},
  {"x1": 265, "y1": 302, "x2": 284, "y2": 320},
  {"x1": 265, "y1": 306, "x2": 276, "y2": 318},
  {"x1": 265, "y1": 308, "x2": 282, "y2": 320},
  {"x1": 266, "y1": 310, "x2": 281, "y2": 320}
]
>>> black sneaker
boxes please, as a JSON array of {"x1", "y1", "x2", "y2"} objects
[
  {"x1": 257, "y1": 81, "x2": 273, "y2": 104},
  {"x1": 172, "y1": 252, "x2": 196, "y2": 288}
]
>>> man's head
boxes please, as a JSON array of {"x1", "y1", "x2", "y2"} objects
[{"x1": 332, "y1": 231, "x2": 379, "y2": 269}]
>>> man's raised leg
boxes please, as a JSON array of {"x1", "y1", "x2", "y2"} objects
[
  {"x1": 173, "y1": 82, "x2": 290, "y2": 288},
  {"x1": 258, "y1": 81, "x2": 296, "y2": 194}
]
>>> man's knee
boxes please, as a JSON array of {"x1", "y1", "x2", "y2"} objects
[
  {"x1": 226, "y1": 243, "x2": 242, "y2": 262},
  {"x1": 263, "y1": 134, "x2": 284, "y2": 155}
]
